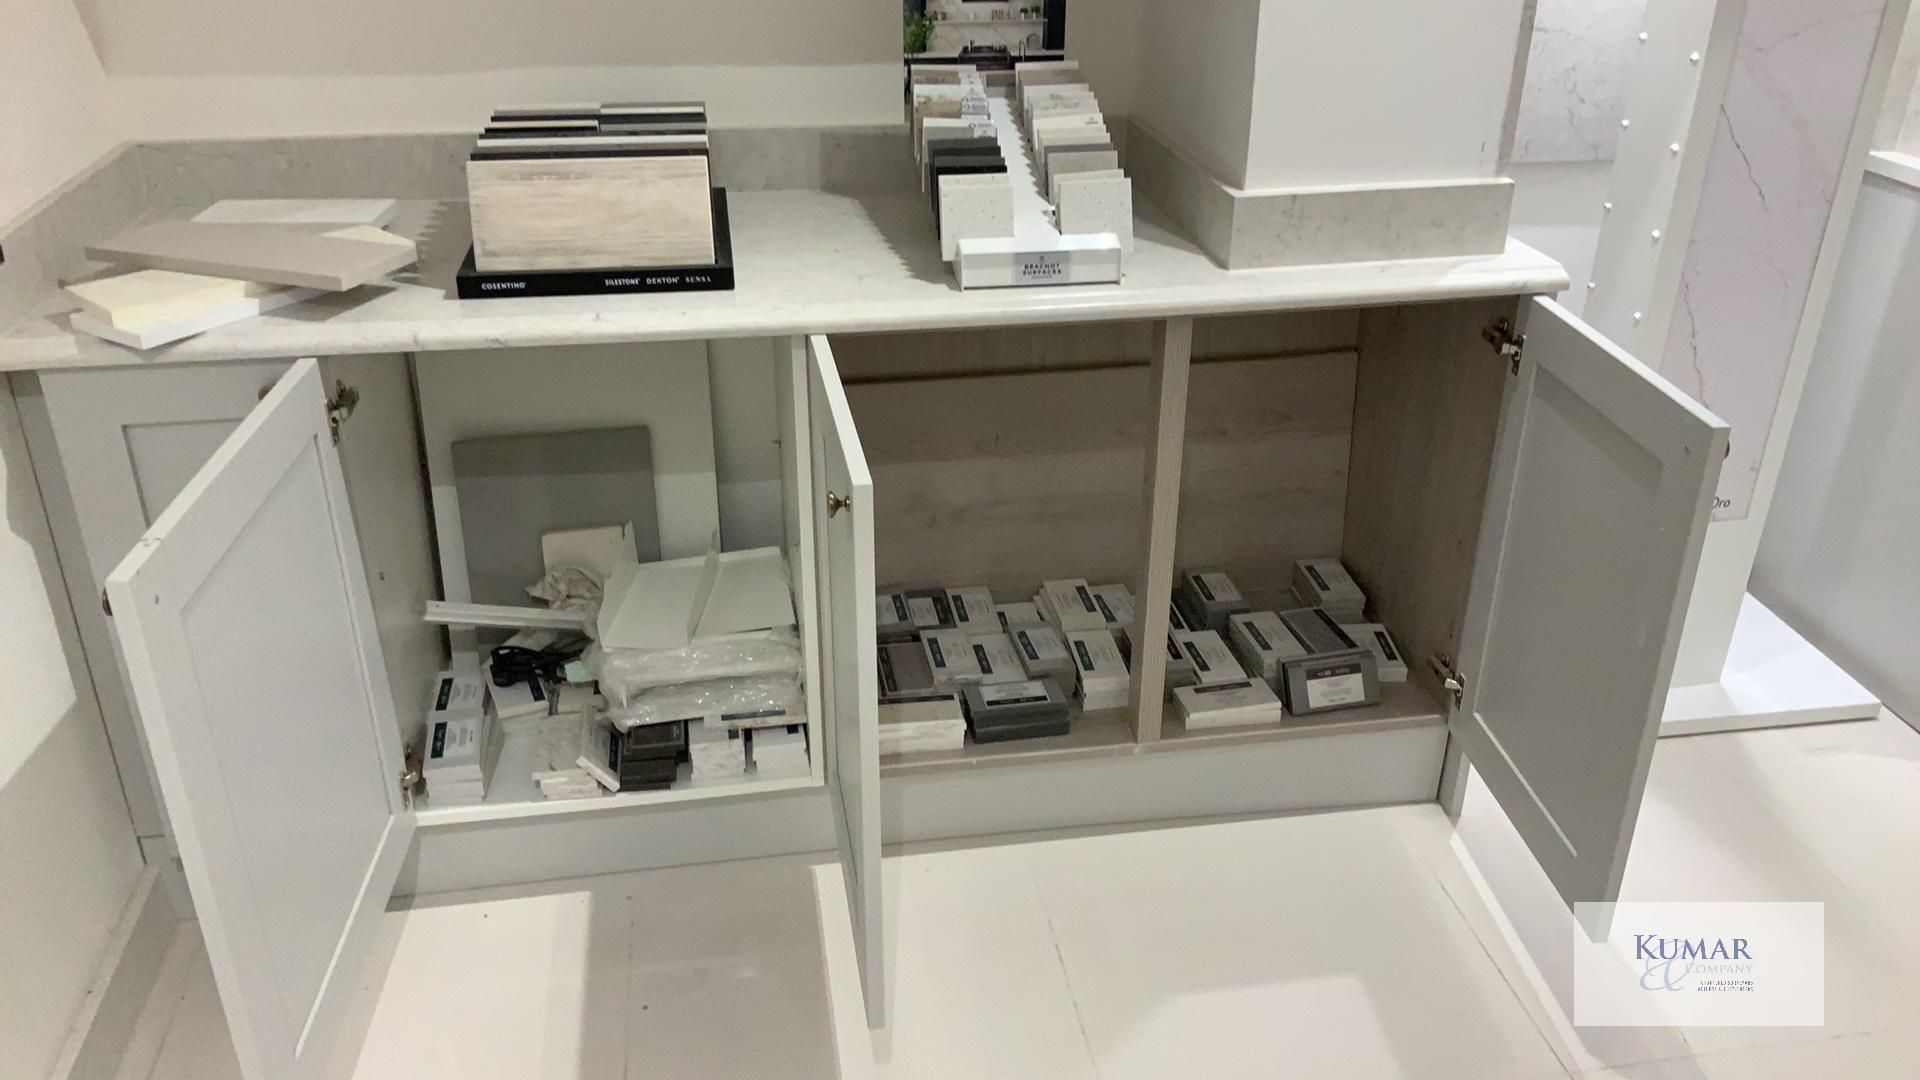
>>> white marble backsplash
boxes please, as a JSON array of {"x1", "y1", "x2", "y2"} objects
[
  {"x1": 1659, "y1": 0, "x2": 1888, "y2": 520},
  {"x1": 1512, "y1": 0, "x2": 1648, "y2": 163}
]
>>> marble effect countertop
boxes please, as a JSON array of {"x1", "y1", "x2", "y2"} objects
[{"x1": 0, "y1": 193, "x2": 1570, "y2": 372}]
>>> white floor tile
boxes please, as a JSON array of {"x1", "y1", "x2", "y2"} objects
[
  {"x1": 141, "y1": 936, "x2": 242, "y2": 1080},
  {"x1": 865, "y1": 842, "x2": 1101, "y2": 1080},
  {"x1": 1022, "y1": 808, "x2": 1564, "y2": 1080},
  {"x1": 1573, "y1": 1028, "x2": 1920, "y2": 1079},
  {"x1": 347, "y1": 883, "x2": 631, "y2": 1080},
  {"x1": 1420, "y1": 724, "x2": 1920, "y2": 1075},
  {"x1": 621, "y1": 855, "x2": 839, "y2": 1080}
]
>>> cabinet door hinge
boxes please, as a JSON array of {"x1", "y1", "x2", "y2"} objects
[
  {"x1": 399, "y1": 746, "x2": 423, "y2": 810},
  {"x1": 1429, "y1": 652, "x2": 1466, "y2": 709},
  {"x1": 1483, "y1": 318, "x2": 1525, "y2": 375},
  {"x1": 326, "y1": 381, "x2": 360, "y2": 445}
]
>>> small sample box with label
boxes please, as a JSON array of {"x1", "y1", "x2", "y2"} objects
[
  {"x1": 921, "y1": 628, "x2": 984, "y2": 691},
  {"x1": 1173, "y1": 678, "x2": 1285, "y2": 730},
  {"x1": 1292, "y1": 558, "x2": 1367, "y2": 621},
  {"x1": 1066, "y1": 628, "x2": 1130, "y2": 711},
  {"x1": 688, "y1": 720, "x2": 747, "y2": 785},
  {"x1": 1011, "y1": 624, "x2": 1076, "y2": 684},
  {"x1": 1276, "y1": 608, "x2": 1381, "y2": 715},
  {"x1": 1176, "y1": 569, "x2": 1250, "y2": 632},
  {"x1": 1167, "y1": 599, "x2": 1191, "y2": 633},
  {"x1": 963, "y1": 677, "x2": 1072, "y2": 742},
  {"x1": 946, "y1": 586, "x2": 999, "y2": 635},
  {"x1": 1089, "y1": 583, "x2": 1135, "y2": 632},
  {"x1": 1340, "y1": 622, "x2": 1408, "y2": 683},
  {"x1": 1039, "y1": 578, "x2": 1109, "y2": 632},
  {"x1": 968, "y1": 632, "x2": 1027, "y2": 686},
  {"x1": 1173, "y1": 629, "x2": 1245, "y2": 686},
  {"x1": 995, "y1": 600, "x2": 1046, "y2": 632},
  {"x1": 1227, "y1": 610, "x2": 1309, "y2": 690},
  {"x1": 879, "y1": 640, "x2": 938, "y2": 700},
  {"x1": 879, "y1": 693, "x2": 967, "y2": 756}
]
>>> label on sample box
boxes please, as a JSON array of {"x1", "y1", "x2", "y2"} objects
[
  {"x1": 979, "y1": 680, "x2": 1051, "y2": 706},
  {"x1": 1191, "y1": 571, "x2": 1242, "y2": 604},
  {"x1": 1304, "y1": 660, "x2": 1367, "y2": 710},
  {"x1": 1371, "y1": 629, "x2": 1399, "y2": 662},
  {"x1": 1016, "y1": 252, "x2": 1070, "y2": 284},
  {"x1": 907, "y1": 595, "x2": 941, "y2": 626}
]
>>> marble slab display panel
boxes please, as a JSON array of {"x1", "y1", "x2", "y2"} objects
[
  {"x1": 1512, "y1": 0, "x2": 1648, "y2": 163},
  {"x1": 1660, "y1": 0, "x2": 1888, "y2": 520}
]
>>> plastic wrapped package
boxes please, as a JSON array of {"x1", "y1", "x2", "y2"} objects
[
  {"x1": 603, "y1": 673, "x2": 804, "y2": 732},
  {"x1": 587, "y1": 628, "x2": 802, "y2": 706}
]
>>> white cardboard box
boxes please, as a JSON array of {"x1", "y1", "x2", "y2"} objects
[{"x1": 1341, "y1": 622, "x2": 1409, "y2": 683}]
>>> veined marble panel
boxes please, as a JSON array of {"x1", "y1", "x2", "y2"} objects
[
  {"x1": 1660, "y1": 0, "x2": 1888, "y2": 520},
  {"x1": 1513, "y1": 0, "x2": 1647, "y2": 163}
]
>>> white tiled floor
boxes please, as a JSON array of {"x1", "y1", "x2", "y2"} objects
[{"x1": 123, "y1": 712, "x2": 1920, "y2": 1080}]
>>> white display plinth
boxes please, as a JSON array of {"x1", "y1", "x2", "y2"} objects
[{"x1": 1660, "y1": 593, "x2": 1880, "y2": 737}]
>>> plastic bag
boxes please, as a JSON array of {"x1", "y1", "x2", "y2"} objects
[
  {"x1": 603, "y1": 673, "x2": 805, "y2": 732},
  {"x1": 587, "y1": 628, "x2": 802, "y2": 706}
]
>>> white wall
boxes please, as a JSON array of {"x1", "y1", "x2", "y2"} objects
[
  {"x1": 82, "y1": 0, "x2": 900, "y2": 137},
  {"x1": 1128, "y1": 0, "x2": 1263, "y2": 187},
  {"x1": 1753, "y1": 171, "x2": 1920, "y2": 726},
  {"x1": 1507, "y1": 161, "x2": 1612, "y2": 315},
  {"x1": 1, "y1": 4, "x2": 147, "y2": 1074},
  {"x1": 0, "y1": 379, "x2": 145, "y2": 1078},
  {"x1": 1877, "y1": 7, "x2": 1920, "y2": 151},
  {"x1": 0, "y1": 0, "x2": 121, "y2": 226},
  {"x1": 1242, "y1": 0, "x2": 1528, "y2": 189}
]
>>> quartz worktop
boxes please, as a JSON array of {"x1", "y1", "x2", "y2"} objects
[{"x1": 0, "y1": 191, "x2": 1570, "y2": 372}]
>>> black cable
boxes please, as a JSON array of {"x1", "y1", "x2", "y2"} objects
[{"x1": 488, "y1": 635, "x2": 589, "y2": 686}]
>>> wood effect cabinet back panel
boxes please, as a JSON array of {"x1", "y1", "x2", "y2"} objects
[
  {"x1": 1345, "y1": 298, "x2": 1520, "y2": 695},
  {"x1": 845, "y1": 350, "x2": 1357, "y2": 604},
  {"x1": 830, "y1": 310, "x2": 1359, "y2": 383}
]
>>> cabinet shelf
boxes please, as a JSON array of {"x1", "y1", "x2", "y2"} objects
[
  {"x1": 417, "y1": 720, "x2": 824, "y2": 827},
  {"x1": 880, "y1": 682, "x2": 1446, "y2": 778}
]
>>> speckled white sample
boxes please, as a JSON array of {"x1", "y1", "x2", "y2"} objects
[
  {"x1": 1044, "y1": 150, "x2": 1119, "y2": 203},
  {"x1": 938, "y1": 173, "x2": 1014, "y2": 261},
  {"x1": 1055, "y1": 174, "x2": 1135, "y2": 253}
]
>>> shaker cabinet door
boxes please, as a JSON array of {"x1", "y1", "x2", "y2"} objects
[
  {"x1": 807, "y1": 334, "x2": 886, "y2": 1028},
  {"x1": 1451, "y1": 298, "x2": 1727, "y2": 916},
  {"x1": 106, "y1": 358, "x2": 414, "y2": 1080}
]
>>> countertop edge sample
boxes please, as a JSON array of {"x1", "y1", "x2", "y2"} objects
[{"x1": 1, "y1": 192, "x2": 1570, "y2": 372}]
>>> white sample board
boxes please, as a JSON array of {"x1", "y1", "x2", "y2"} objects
[
  {"x1": 596, "y1": 547, "x2": 797, "y2": 650},
  {"x1": 807, "y1": 334, "x2": 885, "y2": 1028},
  {"x1": 1451, "y1": 299, "x2": 1726, "y2": 917},
  {"x1": 415, "y1": 343, "x2": 721, "y2": 651},
  {"x1": 106, "y1": 359, "x2": 414, "y2": 1080},
  {"x1": 191, "y1": 198, "x2": 400, "y2": 227},
  {"x1": 84, "y1": 221, "x2": 417, "y2": 291}
]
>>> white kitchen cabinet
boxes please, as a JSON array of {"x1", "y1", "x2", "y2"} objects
[{"x1": 18, "y1": 284, "x2": 1719, "y2": 1071}]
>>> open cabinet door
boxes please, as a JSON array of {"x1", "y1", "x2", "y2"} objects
[
  {"x1": 106, "y1": 358, "x2": 414, "y2": 1080},
  {"x1": 806, "y1": 334, "x2": 886, "y2": 1028},
  {"x1": 1451, "y1": 298, "x2": 1727, "y2": 918}
]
